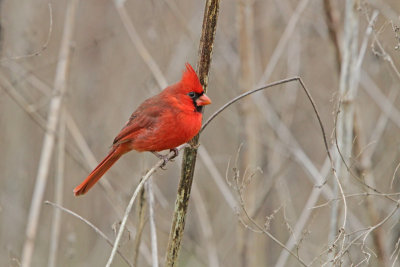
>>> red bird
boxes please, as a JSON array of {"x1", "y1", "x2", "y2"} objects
[{"x1": 74, "y1": 64, "x2": 211, "y2": 196}]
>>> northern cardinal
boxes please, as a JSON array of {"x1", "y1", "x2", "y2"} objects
[{"x1": 73, "y1": 63, "x2": 211, "y2": 196}]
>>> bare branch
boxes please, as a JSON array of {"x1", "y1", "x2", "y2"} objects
[
  {"x1": 133, "y1": 185, "x2": 147, "y2": 267},
  {"x1": 227, "y1": 152, "x2": 308, "y2": 267},
  {"x1": 0, "y1": 3, "x2": 53, "y2": 62},
  {"x1": 47, "y1": 111, "x2": 66, "y2": 267},
  {"x1": 146, "y1": 179, "x2": 159, "y2": 267},
  {"x1": 165, "y1": 1, "x2": 219, "y2": 266},
  {"x1": 113, "y1": 0, "x2": 168, "y2": 89},
  {"x1": 44, "y1": 201, "x2": 132, "y2": 267},
  {"x1": 328, "y1": 0, "x2": 359, "y2": 261},
  {"x1": 202, "y1": 77, "x2": 332, "y2": 164},
  {"x1": 390, "y1": 162, "x2": 400, "y2": 189}
]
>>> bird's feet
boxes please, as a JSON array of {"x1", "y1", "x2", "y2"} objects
[
  {"x1": 169, "y1": 148, "x2": 179, "y2": 160},
  {"x1": 151, "y1": 148, "x2": 179, "y2": 169}
]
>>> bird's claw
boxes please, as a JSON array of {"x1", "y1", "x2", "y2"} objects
[
  {"x1": 152, "y1": 149, "x2": 179, "y2": 169},
  {"x1": 160, "y1": 149, "x2": 178, "y2": 168},
  {"x1": 152, "y1": 152, "x2": 168, "y2": 169},
  {"x1": 160, "y1": 160, "x2": 168, "y2": 170},
  {"x1": 170, "y1": 148, "x2": 179, "y2": 160}
]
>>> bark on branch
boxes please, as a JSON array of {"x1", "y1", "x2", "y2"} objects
[{"x1": 165, "y1": 1, "x2": 220, "y2": 266}]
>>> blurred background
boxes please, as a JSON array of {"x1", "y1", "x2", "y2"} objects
[{"x1": 1, "y1": 0, "x2": 400, "y2": 266}]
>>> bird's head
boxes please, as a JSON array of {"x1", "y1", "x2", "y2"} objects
[{"x1": 178, "y1": 63, "x2": 211, "y2": 112}]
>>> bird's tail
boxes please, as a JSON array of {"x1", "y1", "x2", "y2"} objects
[{"x1": 74, "y1": 147, "x2": 122, "y2": 196}]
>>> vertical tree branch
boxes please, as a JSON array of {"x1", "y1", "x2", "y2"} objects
[
  {"x1": 146, "y1": 179, "x2": 159, "y2": 267},
  {"x1": 353, "y1": 11, "x2": 389, "y2": 266},
  {"x1": 47, "y1": 111, "x2": 66, "y2": 267},
  {"x1": 237, "y1": 0, "x2": 258, "y2": 265},
  {"x1": 21, "y1": 1, "x2": 79, "y2": 266},
  {"x1": 165, "y1": 1, "x2": 219, "y2": 266},
  {"x1": 329, "y1": 0, "x2": 359, "y2": 262},
  {"x1": 133, "y1": 184, "x2": 147, "y2": 267},
  {"x1": 323, "y1": 0, "x2": 342, "y2": 73}
]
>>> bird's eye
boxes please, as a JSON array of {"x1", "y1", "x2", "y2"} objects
[{"x1": 188, "y1": 92, "x2": 196, "y2": 98}]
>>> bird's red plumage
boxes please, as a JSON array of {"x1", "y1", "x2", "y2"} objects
[{"x1": 73, "y1": 64, "x2": 210, "y2": 196}]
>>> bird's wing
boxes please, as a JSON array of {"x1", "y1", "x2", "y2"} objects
[{"x1": 112, "y1": 97, "x2": 165, "y2": 146}]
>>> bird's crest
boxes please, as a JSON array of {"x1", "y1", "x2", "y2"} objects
[{"x1": 181, "y1": 63, "x2": 203, "y2": 93}]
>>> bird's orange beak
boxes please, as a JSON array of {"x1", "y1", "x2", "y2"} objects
[{"x1": 196, "y1": 94, "x2": 211, "y2": 106}]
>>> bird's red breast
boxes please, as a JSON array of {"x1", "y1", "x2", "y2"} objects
[{"x1": 113, "y1": 63, "x2": 211, "y2": 152}]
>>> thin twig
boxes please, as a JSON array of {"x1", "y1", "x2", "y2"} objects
[
  {"x1": 231, "y1": 164, "x2": 308, "y2": 267},
  {"x1": 333, "y1": 100, "x2": 398, "y2": 205},
  {"x1": 390, "y1": 237, "x2": 400, "y2": 266},
  {"x1": 201, "y1": 77, "x2": 332, "y2": 163},
  {"x1": 0, "y1": 73, "x2": 48, "y2": 130},
  {"x1": 47, "y1": 111, "x2": 66, "y2": 267},
  {"x1": 257, "y1": 0, "x2": 310, "y2": 86},
  {"x1": 323, "y1": 0, "x2": 342, "y2": 72},
  {"x1": 356, "y1": 11, "x2": 379, "y2": 72},
  {"x1": 369, "y1": 20, "x2": 400, "y2": 81},
  {"x1": 0, "y1": 3, "x2": 53, "y2": 62},
  {"x1": 133, "y1": 184, "x2": 147, "y2": 267},
  {"x1": 311, "y1": 192, "x2": 400, "y2": 210},
  {"x1": 391, "y1": 162, "x2": 400, "y2": 189},
  {"x1": 241, "y1": 203, "x2": 308, "y2": 267},
  {"x1": 361, "y1": 72, "x2": 400, "y2": 128},
  {"x1": 146, "y1": 179, "x2": 159, "y2": 267},
  {"x1": 162, "y1": 0, "x2": 198, "y2": 41},
  {"x1": 336, "y1": 203, "x2": 400, "y2": 264},
  {"x1": 44, "y1": 201, "x2": 132, "y2": 267},
  {"x1": 275, "y1": 156, "x2": 331, "y2": 267},
  {"x1": 113, "y1": 0, "x2": 168, "y2": 89},
  {"x1": 201, "y1": 77, "x2": 299, "y2": 132}
]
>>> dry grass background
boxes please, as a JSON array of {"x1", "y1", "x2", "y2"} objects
[{"x1": 0, "y1": 0, "x2": 400, "y2": 266}]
